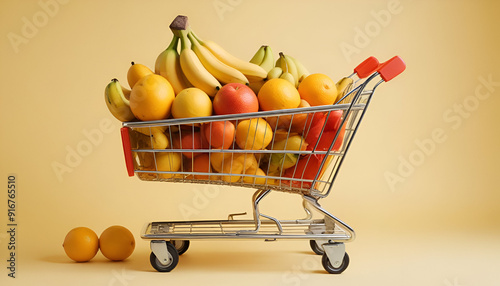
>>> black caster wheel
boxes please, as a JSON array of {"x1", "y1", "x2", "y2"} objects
[
  {"x1": 171, "y1": 240, "x2": 190, "y2": 255},
  {"x1": 309, "y1": 240, "x2": 325, "y2": 255},
  {"x1": 322, "y1": 252, "x2": 349, "y2": 274},
  {"x1": 150, "y1": 242, "x2": 179, "y2": 272}
]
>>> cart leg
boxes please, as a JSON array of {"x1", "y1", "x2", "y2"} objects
[
  {"x1": 302, "y1": 195, "x2": 355, "y2": 241},
  {"x1": 238, "y1": 189, "x2": 282, "y2": 234},
  {"x1": 301, "y1": 199, "x2": 313, "y2": 220}
]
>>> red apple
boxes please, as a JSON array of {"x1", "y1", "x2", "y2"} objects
[{"x1": 213, "y1": 83, "x2": 259, "y2": 115}]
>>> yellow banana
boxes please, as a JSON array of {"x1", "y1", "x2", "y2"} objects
[
  {"x1": 155, "y1": 35, "x2": 192, "y2": 95},
  {"x1": 192, "y1": 32, "x2": 267, "y2": 82},
  {"x1": 188, "y1": 31, "x2": 248, "y2": 85},
  {"x1": 335, "y1": 77, "x2": 354, "y2": 104},
  {"x1": 104, "y1": 78, "x2": 136, "y2": 122},
  {"x1": 174, "y1": 29, "x2": 221, "y2": 97}
]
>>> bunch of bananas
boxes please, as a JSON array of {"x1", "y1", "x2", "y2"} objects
[
  {"x1": 105, "y1": 15, "x2": 269, "y2": 122},
  {"x1": 246, "y1": 46, "x2": 312, "y2": 93},
  {"x1": 104, "y1": 14, "x2": 355, "y2": 125},
  {"x1": 161, "y1": 15, "x2": 268, "y2": 97},
  {"x1": 266, "y1": 52, "x2": 311, "y2": 88}
]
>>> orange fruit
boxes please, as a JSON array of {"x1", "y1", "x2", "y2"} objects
[
  {"x1": 99, "y1": 226, "x2": 135, "y2": 261},
  {"x1": 266, "y1": 99, "x2": 312, "y2": 133},
  {"x1": 130, "y1": 74, "x2": 175, "y2": 121},
  {"x1": 192, "y1": 153, "x2": 212, "y2": 180},
  {"x1": 298, "y1": 73, "x2": 338, "y2": 106},
  {"x1": 171, "y1": 88, "x2": 213, "y2": 118},
  {"x1": 63, "y1": 227, "x2": 99, "y2": 262},
  {"x1": 257, "y1": 78, "x2": 301, "y2": 111},
  {"x1": 235, "y1": 118, "x2": 273, "y2": 150},
  {"x1": 127, "y1": 62, "x2": 153, "y2": 88},
  {"x1": 213, "y1": 83, "x2": 259, "y2": 115},
  {"x1": 172, "y1": 131, "x2": 210, "y2": 159},
  {"x1": 204, "y1": 121, "x2": 235, "y2": 149}
]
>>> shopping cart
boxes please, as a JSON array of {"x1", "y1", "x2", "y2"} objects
[{"x1": 120, "y1": 56, "x2": 406, "y2": 273}]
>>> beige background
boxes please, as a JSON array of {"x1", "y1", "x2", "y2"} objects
[{"x1": 1, "y1": 0, "x2": 499, "y2": 285}]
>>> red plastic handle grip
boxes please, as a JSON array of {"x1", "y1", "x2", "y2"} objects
[
  {"x1": 377, "y1": 56, "x2": 406, "y2": 82},
  {"x1": 120, "y1": 127, "x2": 135, "y2": 177},
  {"x1": 354, "y1": 56, "x2": 379, "y2": 78}
]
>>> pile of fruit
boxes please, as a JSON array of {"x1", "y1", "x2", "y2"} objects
[{"x1": 105, "y1": 15, "x2": 354, "y2": 189}]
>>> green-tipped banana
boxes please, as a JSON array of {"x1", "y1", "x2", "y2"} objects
[
  {"x1": 267, "y1": 66, "x2": 283, "y2": 80},
  {"x1": 275, "y1": 56, "x2": 282, "y2": 68},
  {"x1": 335, "y1": 77, "x2": 354, "y2": 103},
  {"x1": 155, "y1": 35, "x2": 192, "y2": 95},
  {"x1": 258, "y1": 46, "x2": 275, "y2": 73},
  {"x1": 249, "y1": 45, "x2": 266, "y2": 65},
  {"x1": 188, "y1": 31, "x2": 248, "y2": 85},
  {"x1": 278, "y1": 52, "x2": 299, "y2": 87},
  {"x1": 290, "y1": 56, "x2": 311, "y2": 83},
  {"x1": 104, "y1": 79, "x2": 136, "y2": 122}
]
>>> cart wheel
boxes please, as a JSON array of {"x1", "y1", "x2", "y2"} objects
[
  {"x1": 171, "y1": 240, "x2": 190, "y2": 255},
  {"x1": 150, "y1": 242, "x2": 179, "y2": 272},
  {"x1": 322, "y1": 252, "x2": 349, "y2": 274},
  {"x1": 309, "y1": 240, "x2": 325, "y2": 255}
]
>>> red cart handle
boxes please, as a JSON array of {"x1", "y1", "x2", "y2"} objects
[
  {"x1": 354, "y1": 56, "x2": 379, "y2": 78},
  {"x1": 377, "y1": 56, "x2": 406, "y2": 82},
  {"x1": 121, "y1": 127, "x2": 135, "y2": 177}
]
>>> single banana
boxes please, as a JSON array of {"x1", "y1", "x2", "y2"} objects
[
  {"x1": 335, "y1": 77, "x2": 354, "y2": 104},
  {"x1": 174, "y1": 28, "x2": 221, "y2": 97},
  {"x1": 258, "y1": 45, "x2": 275, "y2": 73},
  {"x1": 279, "y1": 72, "x2": 295, "y2": 86},
  {"x1": 191, "y1": 32, "x2": 267, "y2": 82},
  {"x1": 275, "y1": 56, "x2": 282, "y2": 68},
  {"x1": 279, "y1": 52, "x2": 299, "y2": 87},
  {"x1": 188, "y1": 31, "x2": 248, "y2": 85},
  {"x1": 156, "y1": 35, "x2": 192, "y2": 94},
  {"x1": 267, "y1": 66, "x2": 283, "y2": 80},
  {"x1": 104, "y1": 78, "x2": 136, "y2": 122},
  {"x1": 249, "y1": 45, "x2": 266, "y2": 65},
  {"x1": 155, "y1": 49, "x2": 166, "y2": 75},
  {"x1": 290, "y1": 56, "x2": 311, "y2": 83}
]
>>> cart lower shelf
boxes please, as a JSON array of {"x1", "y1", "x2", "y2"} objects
[
  {"x1": 142, "y1": 218, "x2": 351, "y2": 241},
  {"x1": 141, "y1": 191, "x2": 355, "y2": 274}
]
